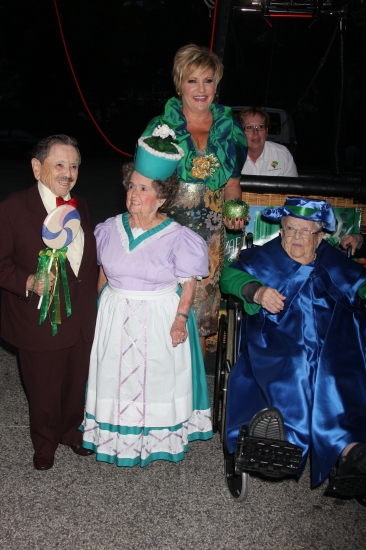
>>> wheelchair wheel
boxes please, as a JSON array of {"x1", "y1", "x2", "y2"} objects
[
  {"x1": 354, "y1": 496, "x2": 366, "y2": 509},
  {"x1": 213, "y1": 314, "x2": 227, "y2": 433},
  {"x1": 224, "y1": 453, "x2": 249, "y2": 503}
]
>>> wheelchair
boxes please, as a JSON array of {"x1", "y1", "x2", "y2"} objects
[
  {"x1": 213, "y1": 231, "x2": 252, "y2": 502},
  {"x1": 213, "y1": 238, "x2": 356, "y2": 504},
  {"x1": 213, "y1": 292, "x2": 304, "y2": 503},
  {"x1": 213, "y1": 293, "x2": 249, "y2": 502}
]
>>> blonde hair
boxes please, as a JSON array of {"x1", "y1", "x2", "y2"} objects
[{"x1": 172, "y1": 44, "x2": 224, "y2": 93}]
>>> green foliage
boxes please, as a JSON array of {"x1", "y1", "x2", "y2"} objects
[{"x1": 144, "y1": 135, "x2": 178, "y2": 154}]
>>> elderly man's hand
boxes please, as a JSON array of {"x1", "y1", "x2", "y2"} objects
[
  {"x1": 253, "y1": 286, "x2": 286, "y2": 314},
  {"x1": 26, "y1": 272, "x2": 55, "y2": 297},
  {"x1": 341, "y1": 234, "x2": 363, "y2": 256}
]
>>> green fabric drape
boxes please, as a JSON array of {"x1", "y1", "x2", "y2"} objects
[{"x1": 141, "y1": 97, "x2": 247, "y2": 191}]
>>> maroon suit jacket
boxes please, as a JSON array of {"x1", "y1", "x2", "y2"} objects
[{"x1": 0, "y1": 184, "x2": 98, "y2": 351}]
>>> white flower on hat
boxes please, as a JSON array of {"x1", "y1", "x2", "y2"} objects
[{"x1": 152, "y1": 124, "x2": 176, "y2": 140}]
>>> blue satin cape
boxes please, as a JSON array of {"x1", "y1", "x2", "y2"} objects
[{"x1": 225, "y1": 237, "x2": 366, "y2": 487}]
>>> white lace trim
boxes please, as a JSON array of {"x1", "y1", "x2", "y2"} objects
[
  {"x1": 131, "y1": 227, "x2": 145, "y2": 238},
  {"x1": 178, "y1": 276, "x2": 202, "y2": 284},
  {"x1": 138, "y1": 137, "x2": 184, "y2": 160},
  {"x1": 115, "y1": 216, "x2": 179, "y2": 255}
]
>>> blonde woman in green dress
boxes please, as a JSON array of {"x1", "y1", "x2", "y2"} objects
[{"x1": 141, "y1": 44, "x2": 247, "y2": 357}]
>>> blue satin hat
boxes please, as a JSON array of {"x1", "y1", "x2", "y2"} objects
[{"x1": 262, "y1": 197, "x2": 337, "y2": 232}]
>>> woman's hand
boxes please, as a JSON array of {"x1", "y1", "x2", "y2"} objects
[
  {"x1": 253, "y1": 286, "x2": 286, "y2": 314},
  {"x1": 170, "y1": 316, "x2": 188, "y2": 347},
  {"x1": 223, "y1": 177, "x2": 247, "y2": 230},
  {"x1": 171, "y1": 277, "x2": 196, "y2": 347},
  {"x1": 222, "y1": 216, "x2": 246, "y2": 231}
]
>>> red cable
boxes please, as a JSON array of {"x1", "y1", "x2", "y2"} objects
[
  {"x1": 53, "y1": 0, "x2": 133, "y2": 157},
  {"x1": 210, "y1": 1, "x2": 219, "y2": 51}
]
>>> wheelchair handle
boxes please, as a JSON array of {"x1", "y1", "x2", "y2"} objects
[{"x1": 245, "y1": 232, "x2": 253, "y2": 249}]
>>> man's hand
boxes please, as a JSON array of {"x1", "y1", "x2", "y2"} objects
[
  {"x1": 26, "y1": 272, "x2": 55, "y2": 297},
  {"x1": 341, "y1": 234, "x2": 363, "y2": 256},
  {"x1": 253, "y1": 286, "x2": 286, "y2": 314}
]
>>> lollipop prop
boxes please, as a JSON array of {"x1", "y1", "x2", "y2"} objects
[{"x1": 32, "y1": 204, "x2": 81, "y2": 336}]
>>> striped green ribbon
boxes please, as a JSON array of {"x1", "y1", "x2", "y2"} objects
[{"x1": 32, "y1": 247, "x2": 71, "y2": 336}]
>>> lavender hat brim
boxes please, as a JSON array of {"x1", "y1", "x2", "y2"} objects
[{"x1": 261, "y1": 197, "x2": 337, "y2": 232}]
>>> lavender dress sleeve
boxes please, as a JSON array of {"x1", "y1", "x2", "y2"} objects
[
  {"x1": 94, "y1": 217, "x2": 113, "y2": 266},
  {"x1": 170, "y1": 226, "x2": 209, "y2": 279}
]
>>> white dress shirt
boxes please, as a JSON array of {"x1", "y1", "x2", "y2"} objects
[
  {"x1": 242, "y1": 141, "x2": 298, "y2": 177},
  {"x1": 38, "y1": 181, "x2": 84, "y2": 276}
]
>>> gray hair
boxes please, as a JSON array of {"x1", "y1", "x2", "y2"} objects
[
  {"x1": 32, "y1": 134, "x2": 81, "y2": 165},
  {"x1": 122, "y1": 162, "x2": 180, "y2": 213}
]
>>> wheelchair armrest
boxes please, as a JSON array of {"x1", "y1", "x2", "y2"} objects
[{"x1": 227, "y1": 293, "x2": 243, "y2": 310}]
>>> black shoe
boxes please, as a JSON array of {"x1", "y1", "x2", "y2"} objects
[
  {"x1": 69, "y1": 444, "x2": 94, "y2": 456},
  {"x1": 249, "y1": 407, "x2": 286, "y2": 440},
  {"x1": 235, "y1": 407, "x2": 303, "y2": 479},
  {"x1": 33, "y1": 453, "x2": 54, "y2": 471},
  {"x1": 325, "y1": 443, "x2": 366, "y2": 498}
]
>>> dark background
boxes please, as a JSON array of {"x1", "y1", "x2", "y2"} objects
[{"x1": 0, "y1": 0, "x2": 363, "y2": 170}]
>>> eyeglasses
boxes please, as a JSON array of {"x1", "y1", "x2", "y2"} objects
[
  {"x1": 282, "y1": 227, "x2": 322, "y2": 240},
  {"x1": 243, "y1": 124, "x2": 267, "y2": 133}
]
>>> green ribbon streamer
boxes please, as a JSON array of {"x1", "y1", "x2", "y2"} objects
[
  {"x1": 32, "y1": 247, "x2": 72, "y2": 336},
  {"x1": 58, "y1": 251, "x2": 71, "y2": 318},
  {"x1": 286, "y1": 206, "x2": 318, "y2": 217},
  {"x1": 51, "y1": 268, "x2": 60, "y2": 337}
]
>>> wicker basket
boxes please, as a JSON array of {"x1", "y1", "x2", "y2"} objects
[{"x1": 242, "y1": 192, "x2": 366, "y2": 231}]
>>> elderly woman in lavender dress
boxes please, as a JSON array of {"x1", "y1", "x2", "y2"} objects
[{"x1": 82, "y1": 128, "x2": 213, "y2": 467}]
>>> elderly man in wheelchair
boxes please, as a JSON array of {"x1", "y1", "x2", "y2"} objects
[{"x1": 219, "y1": 197, "x2": 366, "y2": 505}]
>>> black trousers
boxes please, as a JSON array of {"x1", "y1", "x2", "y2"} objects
[{"x1": 19, "y1": 333, "x2": 92, "y2": 455}]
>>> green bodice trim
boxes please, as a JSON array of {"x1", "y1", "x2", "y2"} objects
[{"x1": 122, "y1": 212, "x2": 173, "y2": 251}]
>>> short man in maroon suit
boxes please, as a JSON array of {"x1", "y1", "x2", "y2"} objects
[{"x1": 0, "y1": 134, "x2": 98, "y2": 470}]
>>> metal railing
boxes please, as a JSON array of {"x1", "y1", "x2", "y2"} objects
[{"x1": 240, "y1": 172, "x2": 365, "y2": 201}]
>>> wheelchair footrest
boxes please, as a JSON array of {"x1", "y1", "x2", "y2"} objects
[{"x1": 234, "y1": 426, "x2": 302, "y2": 478}]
